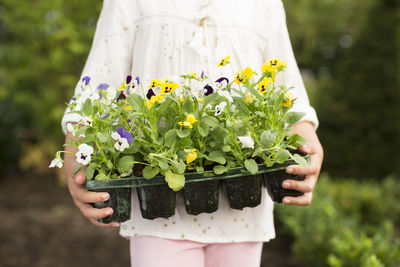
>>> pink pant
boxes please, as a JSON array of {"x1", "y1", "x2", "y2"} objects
[{"x1": 130, "y1": 236, "x2": 263, "y2": 267}]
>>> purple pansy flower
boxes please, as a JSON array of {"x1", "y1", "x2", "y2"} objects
[
  {"x1": 135, "y1": 76, "x2": 140, "y2": 85},
  {"x1": 82, "y1": 76, "x2": 91, "y2": 86},
  {"x1": 117, "y1": 91, "x2": 127, "y2": 102},
  {"x1": 146, "y1": 89, "x2": 156, "y2": 100},
  {"x1": 126, "y1": 75, "x2": 132, "y2": 84},
  {"x1": 200, "y1": 71, "x2": 205, "y2": 79},
  {"x1": 215, "y1": 77, "x2": 229, "y2": 90},
  {"x1": 116, "y1": 128, "x2": 133, "y2": 144},
  {"x1": 202, "y1": 84, "x2": 214, "y2": 96},
  {"x1": 97, "y1": 83, "x2": 110, "y2": 90}
]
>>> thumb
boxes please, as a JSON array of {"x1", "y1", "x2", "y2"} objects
[{"x1": 74, "y1": 170, "x2": 86, "y2": 185}]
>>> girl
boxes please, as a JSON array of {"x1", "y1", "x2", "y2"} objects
[{"x1": 63, "y1": 0, "x2": 323, "y2": 266}]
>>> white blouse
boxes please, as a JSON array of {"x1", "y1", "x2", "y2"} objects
[{"x1": 62, "y1": 0, "x2": 318, "y2": 243}]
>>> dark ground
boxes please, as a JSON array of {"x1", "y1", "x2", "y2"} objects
[{"x1": 0, "y1": 174, "x2": 303, "y2": 267}]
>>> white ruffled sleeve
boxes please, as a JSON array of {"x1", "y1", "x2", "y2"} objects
[
  {"x1": 61, "y1": 0, "x2": 135, "y2": 134},
  {"x1": 265, "y1": 4, "x2": 319, "y2": 129}
]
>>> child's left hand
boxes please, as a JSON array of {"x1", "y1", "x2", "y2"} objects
[{"x1": 282, "y1": 121, "x2": 324, "y2": 206}]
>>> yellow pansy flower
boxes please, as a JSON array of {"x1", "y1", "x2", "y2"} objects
[
  {"x1": 267, "y1": 58, "x2": 287, "y2": 71},
  {"x1": 118, "y1": 82, "x2": 127, "y2": 91},
  {"x1": 160, "y1": 82, "x2": 179, "y2": 94},
  {"x1": 245, "y1": 92, "x2": 254, "y2": 103},
  {"x1": 186, "y1": 114, "x2": 197, "y2": 124},
  {"x1": 282, "y1": 92, "x2": 293, "y2": 107},
  {"x1": 148, "y1": 79, "x2": 164, "y2": 89},
  {"x1": 217, "y1": 55, "x2": 230, "y2": 67},
  {"x1": 244, "y1": 67, "x2": 253, "y2": 79},
  {"x1": 155, "y1": 94, "x2": 164, "y2": 103},
  {"x1": 124, "y1": 105, "x2": 132, "y2": 111},
  {"x1": 257, "y1": 77, "x2": 272, "y2": 94},
  {"x1": 145, "y1": 99, "x2": 155, "y2": 109},
  {"x1": 186, "y1": 149, "x2": 198, "y2": 164},
  {"x1": 234, "y1": 67, "x2": 253, "y2": 84},
  {"x1": 261, "y1": 64, "x2": 277, "y2": 81},
  {"x1": 189, "y1": 71, "x2": 202, "y2": 81},
  {"x1": 178, "y1": 114, "x2": 197, "y2": 129}
]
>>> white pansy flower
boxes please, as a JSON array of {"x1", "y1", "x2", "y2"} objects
[
  {"x1": 75, "y1": 144, "x2": 94, "y2": 165},
  {"x1": 81, "y1": 116, "x2": 93, "y2": 127},
  {"x1": 49, "y1": 158, "x2": 63, "y2": 168},
  {"x1": 111, "y1": 131, "x2": 129, "y2": 152},
  {"x1": 67, "y1": 123, "x2": 85, "y2": 137},
  {"x1": 214, "y1": 102, "x2": 227, "y2": 116},
  {"x1": 238, "y1": 136, "x2": 255, "y2": 149},
  {"x1": 67, "y1": 123, "x2": 76, "y2": 136}
]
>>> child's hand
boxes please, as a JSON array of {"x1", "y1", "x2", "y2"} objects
[
  {"x1": 282, "y1": 121, "x2": 324, "y2": 206},
  {"x1": 64, "y1": 131, "x2": 120, "y2": 227}
]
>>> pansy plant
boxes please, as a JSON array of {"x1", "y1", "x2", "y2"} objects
[{"x1": 51, "y1": 57, "x2": 308, "y2": 190}]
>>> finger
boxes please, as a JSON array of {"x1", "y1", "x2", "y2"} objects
[
  {"x1": 75, "y1": 200, "x2": 115, "y2": 220},
  {"x1": 299, "y1": 144, "x2": 311, "y2": 154},
  {"x1": 282, "y1": 192, "x2": 313, "y2": 206},
  {"x1": 79, "y1": 190, "x2": 110, "y2": 204},
  {"x1": 282, "y1": 175, "x2": 317, "y2": 193},
  {"x1": 89, "y1": 219, "x2": 120, "y2": 228},
  {"x1": 286, "y1": 164, "x2": 319, "y2": 176},
  {"x1": 74, "y1": 173, "x2": 86, "y2": 185}
]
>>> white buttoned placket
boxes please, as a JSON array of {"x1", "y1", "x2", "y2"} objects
[{"x1": 190, "y1": 0, "x2": 221, "y2": 73}]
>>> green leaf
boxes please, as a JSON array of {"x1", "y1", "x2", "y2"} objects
[
  {"x1": 85, "y1": 164, "x2": 95, "y2": 180},
  {"x1": 226, "y1": 119, "x2": 234, "y2": 128},
  {"x1": 214, "y1": 165, "x2": 229, "y2": 175},
  {"x1": 82, "y1": 134, "x2": 95, "y2": 143},
  {"x1": 260, "y1": 130, "x2": 276, "y2": 148},
  {"x1": 95, "y1": 172, "x2": 109, "y2": 180},
  {"x1": 72, "y1": 166, "x2": 81, "y2": 176},
  {"x1": 171, "y1": 160, "x2": 186, "y2": 174},
  {"x1": 158, "y1": 159, "x2": 169, "y2": 171},
  {"x1": 202, "y1": 116, "x2": 219, "y2": 128},
  {"x1": 117, "y1": 155, "x2": 135, "y2": 173},
  {"x1": 287, "y1": 134, "x2": 307, "y2": 148},
  {"x1": 195, "y1": 166, "x2": 204, "y2": 172},
  {"x1": 165, "y1": 169, "x2": 185, "y2": 191},
  {"x1": 275, "y1": 149, "x2": 291, "y2": 163},
  {"x1": 291, "y1": 154, "x2": 309, "y2": 168},
  {"x1": 97, "y1": 131, "x2": 109, "y2": 143},
  {"x1": 127, "y1": 94, "x2": 144, "y2": 112},
  {"x1": 81, "y1": 98, "x2": 93, "y2": 116},
  {"x1": 142, "y1": 165, "x2": 160, "y2": 179},
  {"x1": 244, "y1": 159, "x2": 258, "y2": 174},
  {"x1": 197, "y1": 124, "x2": 208, "y2": 137},
  {"x1": 255, "y1": 111, "x2": 266, "y2": 118},
  {"x1": 208, "y1": 151, "x2": 226, "y2": 165},
  {"x1": 183, "y1": 98, "x2": 194, "y2": 113},
  {"x1": 222, "y1": 145, "x2": 231, "y2": 152},
  {"x1": 285, "y1": 112, "x2": 305, "y2": 125},
  {"x1": 176, "y1": 129, "x2": 191, "y2": 138},
  {"x1": 203, "y1": 92, "x2": 219, "y2": 107},
  {"x1": 106, "y1": 160, "x2": 113, "y2": 170},
  {"x1": 164, "y1": 129, "x2": 177, "y2": 147},
  {"x1": 75, "y1": 126, "x2": 87, "y2": 138}
]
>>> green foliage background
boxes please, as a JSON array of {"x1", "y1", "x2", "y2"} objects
[{"x1": 0, "y1": 0, "x2": 399, "y2": 265}]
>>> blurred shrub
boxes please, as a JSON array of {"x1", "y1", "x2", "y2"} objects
[
  {"x1": 312, "y1": 0, "x2": 400, "y2": 178},
  {"x1": 0, "y1": 0, "x2": 102, "y2": 176},
  {"x1": 275, "y1": 174, "x2": 400, "y2": 266}
]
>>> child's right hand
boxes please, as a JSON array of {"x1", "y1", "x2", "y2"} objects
[{"x1": 64, "y1": 131, "x2": 120, "y2": 228}]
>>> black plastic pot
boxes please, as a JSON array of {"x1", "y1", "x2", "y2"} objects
[
  {"x1": 223, "y1": 174, "x2": 262, "y2": 210},
  {"x1": 263, "y1": 169, "x2": 304, "y2": 203},
  {"x1": 87, "y1": 186, "x2": 131, "y2": 224},
  {"x1": 136, "y1": 178, "x2": 176, "y2": 220},
  {"x1": 182, "y1": 179, "x2": 220, "y2": 215}
]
